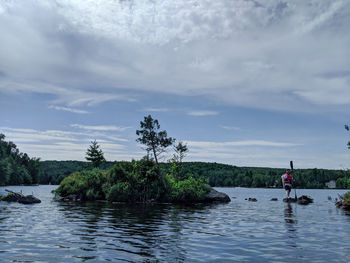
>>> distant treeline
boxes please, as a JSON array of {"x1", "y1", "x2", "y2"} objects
[
  {"x1": 0, "y1": 134, "x2": 40, "y2": 186},
  {"x1": 39, "y1": 160, "x2": 115, "y2": 185},
  {"x1": 39, "y1": 160, "x2": 350, "y2": 189},
  {"x1": 1, "y1": 131, "x2": 349, "y2": 188}
]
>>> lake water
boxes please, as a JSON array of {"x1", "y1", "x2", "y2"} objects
[{"x1": 0, "y1": 186, "x2": 350, "y2": 262}]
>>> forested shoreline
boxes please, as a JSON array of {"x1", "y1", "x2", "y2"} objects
[
  {"x1": 2, "y1": 131, "x2": 350, "y2": 189},
  {"x1": 39, "y1": 160, "x2": 350, "y2": 189},
  {"x1": 0, "y1": 134, "x2": 40, "y2": 186}
]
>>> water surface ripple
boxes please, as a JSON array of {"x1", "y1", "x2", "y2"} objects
[{"x1": 1, "y1": 186, "x2": 350, "y2": 262}]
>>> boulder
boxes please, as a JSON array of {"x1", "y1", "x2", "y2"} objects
[
  {"x1": 1, "y1": 189, "x2": 41, "y2": 204},
  {"x1": 270, "y1": 198, "x2": 278, "y2": 201},
  {"x1": 2, "y1": 194, "x2": 20, "y2": 202},
  {"x1": 283, "y1": 195, "x2": 313, "y2": 205},
  {"x1": 18, "y1": 195, "x2": 41, "y2": 204},
  {"x1": 248, "y1": 198, "x2": 257, "y2": 202},
  {"x1": 336, "y1": 201, "x2": 350, "y2": 210},
  {"x1": 297, "y1": 195, "x2": 313, "y2": 205},
  {"x1": 203, "y1": 188, "x2": 231, "y2": 203}
]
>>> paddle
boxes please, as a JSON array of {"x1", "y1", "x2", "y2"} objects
[{"x1": 290, "y1": 160, "x2": 297, "y2": 200}]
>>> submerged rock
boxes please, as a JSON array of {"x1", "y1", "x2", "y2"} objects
[
  {"x1": 203, "y1": 188, "x2": 231, "y2": 203},
  {"x1": 56, "y1": 194, "x2": 81, "y2": 202},
  {"x1": 283, "y1": 195, "x2": 313, "y2": 205}
]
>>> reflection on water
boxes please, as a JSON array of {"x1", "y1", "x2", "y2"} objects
[
  {"x1": 56, "y1": 201, "x2": 216, "y2": 262},
  {"x1": 284, "y1": 202, "x2": 297, "y2": 225},
  {"x1": 284, "y1": 202, "x2": 298, "y2": 248},
  {"x1": 1, "y1": 186, "x2": 350, "y2": 262}
]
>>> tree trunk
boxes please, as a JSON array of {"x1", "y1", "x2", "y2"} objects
[{"x1": 152, "y1": 148, "x2": 167, "y2": 190}]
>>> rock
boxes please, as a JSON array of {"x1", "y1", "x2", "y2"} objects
[
  {"x1": 283, "y1": 195, "x2": 313, "y2": 205},
  {"x1": 297, "y1": 195, "x2": 313, "y2": 205},
  {"x1": 270, "y1": 198, "x2": 278, "y2": 201},
  {"x1": 1, "y1": 190, "x2": 41, "y2": 204},
  {"x1": 203, "y1": 188, "x2": 231, "y2": 203},
  {"x1": 62, "y1": 194, "x2": 78, "y2": 202},
  {"x1": 336, "y1": 201, "x2": 350, "y2": 210},
  {"x1": 2, "y1": 194, "x2": 20, "y2": 202},
  {"x1": 56, "y1": 194, "x2": 82, "y2": 202},
  {"x1": 18, "y1": 195, "x2": 41, "y2": 204},
  {"x1": 248, "y1": 198, "x2": 257, "y2": 202}
]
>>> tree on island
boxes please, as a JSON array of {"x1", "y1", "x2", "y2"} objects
[
  {"x1": 136, "y1": 115, "x2": 175, "y2": 188},
  {"x1": 86, "y1": 140, "x2": 106, "y2": 168},
  {"x1": 173, "y1": 141, "x2": 188, "y2": 163},
  {"x1": 345, "y1": 125, "x2": 350, "y2": 149}
]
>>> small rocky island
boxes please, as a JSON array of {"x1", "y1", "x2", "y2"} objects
[
  {"x1": 54, "y1": 115, "x2": 231, "y2": 205},
  {"x1": 56, "y1": 185, "x2": 230, "y2": 204},
  {"x1": 1, "y1": 189, "x2": 41, "y2": 204}
]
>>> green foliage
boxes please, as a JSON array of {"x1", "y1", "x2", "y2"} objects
[
  {"x1": 136, "y1": 115, "x2": 175, "y2": 189},
  {"x1": 136, "y1": 115, "x2": 175, "y2": 162},
  {"x1": 106, "y1": 182, "x2": 133, "y2": 202},
  {"x1": 0, "y1": 158, "x2": 10, "y2": 186},
  {"x1": 45, "y1": 160, "x2": 350, "y2": 189},
  {"x1": 0, "y1": 134, "x2": 40, "y2": 186},
  {"x1": 173, "y1": 141, "x2": 188, "y2": 163},
  {"x1": 168, "y1": 176, "x2": 210, "y2": 202},
  {"x1": 39, "y1": 160, "x2": 115, "y2": 184},
  {"x1": 336, "y1": 176, "x2": 350, "y2": 189},
  {"x1": 344, "y1": 192, "x2": 350, "y2": 202},
  {"x1": 162, "y1": 162, "x2": 348, "y2": 189},
  {"x1": 56, "y1": 159, "x2": 211, "y2": 203},
  {"x1": 104, "y1": 159, "x2": 164, "y2": 203},
  {"x1": 86, "y1": 140, "x2": 106, "y2": 168},
  {"x1": 55, "y1": 169, "x2": 107, "y2": 201}
]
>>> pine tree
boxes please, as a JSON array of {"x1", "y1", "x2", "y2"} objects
[
  {"x1": 86, "y1": 140, "x2": 106, "y2": 168},
  {"x1": 136, "y1": 115, "x2": 175, "y2": 188}
]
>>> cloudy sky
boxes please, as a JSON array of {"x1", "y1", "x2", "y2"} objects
[{"x1": 1, "y1": 0, "x2": 350, "y2": 169}]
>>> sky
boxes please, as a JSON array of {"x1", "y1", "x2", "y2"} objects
[{"x1": 0, "y1": 0, "x2": 350, "y2": 169}]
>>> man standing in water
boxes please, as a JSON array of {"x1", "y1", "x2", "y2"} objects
[{"x1": 281, "y1": 170, "x2": 293, "y2": 199}]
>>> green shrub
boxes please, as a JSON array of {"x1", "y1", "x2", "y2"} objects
[
  {"x1": 344, "y1": 192, "x2": 350, "y2": 202},
  {"x1": 55, "y1": 169, "x2": 107, "y2": 200},
  {"x1": 107, "y1": 161, "x2": 134, "y2": 185},
  {"x1": 106, "y1": 182, "x2": 133, "y2": 202},
  {"x1": 86, "y1": 188, "x2": 100, "y2": 201},
  {"x1": 55, "y1": 160, "x2": 211, "y2": 203},
  {"x1": 169, "y1": 176, "x2": 210, "y2": 202},
  {"x1": 105, "y1": 159, "x2": 164, "y2": 203}
]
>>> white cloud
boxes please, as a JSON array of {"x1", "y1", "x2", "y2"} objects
[
  {"x1": 186, "y1": 140, "x2": 301, "y2": 149},
  {"x1": 143, "y1": 107, "x2": 170, "y2": 112},
  {"x1": 70, "y1": 124, "x2": 130, "y2": 132},
  {"x1": 0, "y1": 126, "x2": 132, "y2": 161},
  {"x1": 0, "y1": 126, "x2": 129, "y2": 144},
  {"x1": 0, "y1": 0, "x2": 349, "y2": 113},
  {"x1": 220, "y1": 125, "x2": 241, "y2": 131},
  {"x1": 187, "y1": 110, "x2": 219, "y2": 116},
  {"x1": 48, "y1": 105, "x2": 89, "y2": 114}
]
